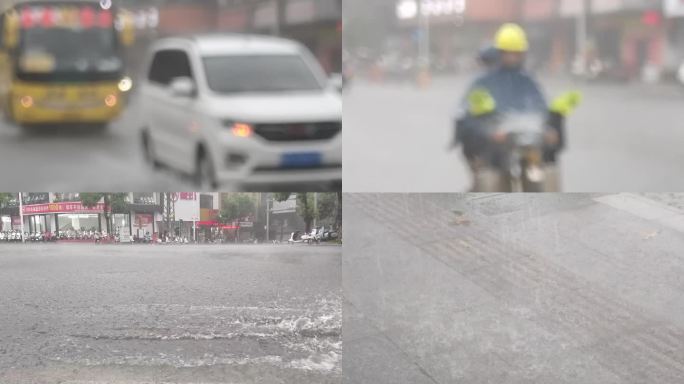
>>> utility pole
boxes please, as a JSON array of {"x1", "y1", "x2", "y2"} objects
[
  {"x1": 576, "y1": 0, "x2": 589, "y2": 65},
  {"x1": 313, "y1": 192, "x2": 318, "y2": 228},
  {"x1": 265, "y1": 197, "x2": 271, "y2": 243},
  {"x1": 18, "y1": 192, "x2": 25, "y2": 243},
  {"x1": 418, "y1": 1, "x2": 430, "y2": 69},
  {"x1": 162, "y1": 192, "x2": 176, "y2": 240},
  {"x1": 274, "y1": 0, "x2": 282, "y2": 36}
]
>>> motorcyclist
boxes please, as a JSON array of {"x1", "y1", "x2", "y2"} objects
[
  {"x1": 455, "y1": 23, "x2": 578, "y2": 192},
  {"x1": 477, "y1": 45, "x2": 499, "y2": 72}
]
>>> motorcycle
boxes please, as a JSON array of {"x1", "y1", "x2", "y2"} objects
[
  {"x1": 288, "y1": 231, "x2": 305, "y2": 244},
  {"x1": 483, "y1": 112, "x2": 550, "y2": 192},
  {"x1": 572, "y1": 56, "x2": 629, "y2": 83},
  {"x1": 301, "y1": 228, "x2": 322, "y2": 245}
]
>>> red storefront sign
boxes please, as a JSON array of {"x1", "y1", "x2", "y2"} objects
[
  {"x1": 134, "y1": 214, "x2": 153, "y2": 227},
  {"x1": 523, "y1": 0, "x2": 555, "y2": 20},
  {"x1": 178, "y1": 192, "x2": 197, "y2": 201},
  {"x1": 642, "y1": 10, "x2": 662, "y2": 26},
  {"x1": 465, "y1": 0, "x2": 517, "y2": 21},
  {"x1": 196, "y1": 221, "x2": 238, "y2": 229},
  {"x1": 200, "y1": 208, "x2": 218, "y2": 222},
  {"x1": 22, "y1": 202, "x2": 106, "y2": 215},
  {"x1": 158, "y1": 5, "x2": 214, "y2": 34},
  {"x1": 217, "y1": 9, "x2": 248, "y2": 30}
]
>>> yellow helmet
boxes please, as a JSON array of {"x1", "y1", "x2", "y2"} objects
[{"x1": 494, "y1": 23, "x2": 529, "y2": 52}]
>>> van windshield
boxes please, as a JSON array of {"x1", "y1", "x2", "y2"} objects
[{"x1": 203, "y1": 55, "x2": 323, "y2": 94}]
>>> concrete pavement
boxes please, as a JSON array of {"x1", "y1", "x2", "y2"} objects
[{"x1": 343, "y1": 193, "x2": 684, "y2": 383}]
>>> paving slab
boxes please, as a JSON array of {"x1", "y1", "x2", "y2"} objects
[{"x1": 344, "y1": 193, "x2": 684, "y2": 383}]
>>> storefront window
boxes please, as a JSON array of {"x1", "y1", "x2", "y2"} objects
[
  {"x1": 112, "y1": 213, "x2": 131, "y2": 235},
  {"x1": 28, "y1": 215, "x2": 48, "y2": 233},
  {"x1": 1, "y1": 216, "x2": 11, "y2": 231},
  {"x1": 58, "y1": 214, "x2": 100, "y2": 233},
  {"x1": 132, "y1": 193, "x2": 156, "y2": 205}
]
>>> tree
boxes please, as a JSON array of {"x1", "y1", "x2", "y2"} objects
[
  {"x1": 219, "y1": 193, "x2": 256, "y2": 242},
  {"x1": 274, "y1": 193, "x2": 317, "y2": 233},
  {"x1": 80, "y1": 193, "x2": 129, "y2": 234},
  {"x1": 336, "y1": 192, "x2": 342, "y2": 230},
  {"x1": 0, "y1": 193, "x2": 15, "y2": 208},
  {"x1": 316, "y1": 193, "x2": 337, "y2": 223}
]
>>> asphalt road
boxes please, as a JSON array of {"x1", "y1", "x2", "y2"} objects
[
  {"x1": 343, "y1": 75, "x2": 684, "y2": 192},
  {"x1": 344, "y1": 193, "x2": 684, "y2": 383},
  {"x1": 0, "y1": 244, "x2": 342, "y2": 384},
  {"x1": 0, "y1": 93, "x2": 196, "y2": 191}
]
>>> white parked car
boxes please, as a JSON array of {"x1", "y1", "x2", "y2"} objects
[{"x1": 140, "y1": 34, "x2": 343, "y2": 189}]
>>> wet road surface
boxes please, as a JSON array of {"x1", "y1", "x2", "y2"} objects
[
  {"x1": 343, "y1": 75, "x2": 684, "y2": 192},
  {"x1": 344, "y1": 193, "x2": 684, "y2": 383},
  {"x1": 0, "y1": 244, "x2": 341, "y2": 384},
  {"x1": 0, "y1": 94, "x2": 194, "y2": 191}
]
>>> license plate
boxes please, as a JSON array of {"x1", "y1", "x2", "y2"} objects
[
  {"x1": 61, "y1": 111, "x2": 82, "y2": 120},
  {"x1": 280, "y1": 152, "x2": 322, "y2": 168}
]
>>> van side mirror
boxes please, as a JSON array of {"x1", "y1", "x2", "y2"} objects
[{"x1": 169, "y1": 77, "x2": 196, "y2": 98}]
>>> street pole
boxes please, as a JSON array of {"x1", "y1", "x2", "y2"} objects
[
  {"x1": 274, "y1": 0, "x2": 281, "y2": 36},
  {"x1": 313, "y1": 192, "x2": 318, "y2": 228},
  {"x1": 418, "y1": 4, "x2": 430, "y2": 69},
  {"x1": 266, "y1": 198, "x2": 270, "y2": 243},
  {"x1": 415, "y1": 1, "x2": 431, "y2": 87},
  {"x1": 577, "y1": 0, "x2": 589, "y2": 71},
  {"x1": 18, "y1": 192, "x2": 24, "y2": 243}
]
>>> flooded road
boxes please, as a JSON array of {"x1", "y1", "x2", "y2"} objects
[
  {"x1": 343, "y1": 75, "x2": 684, "y2": 192},
  {"x1": 0, "y1": 244, "x2": 341, "y2": 383},
  {"x1": 0, "y1": 95, "x2": 195, "y2": 192}
]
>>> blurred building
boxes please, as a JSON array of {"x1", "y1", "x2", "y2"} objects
[
  {"x1": 157, "y1": 192, "x2": 221, "y2": 241},
  {"x1": 664, "y1": 0, "x2": 684, "y2": 77},
  {"x1": 268, "y1": 194, "x2": 305, "y2": 242},
  {"x1": 0, "y1": 193, "x2": 163, "y2": 239},
  {"x1": 387, "y1": 0, "x2": 676, "y2": 81},
  {"x1": 142, "y1": 0, "x2": 342, "y2": 73}
]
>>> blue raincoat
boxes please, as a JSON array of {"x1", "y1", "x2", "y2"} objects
[
  {"x1": 461, "y1": 66, "x2": 547, "y2": 114},
  {"x1": 455, "y1": 66, "x2": 560, "y2": 163}
]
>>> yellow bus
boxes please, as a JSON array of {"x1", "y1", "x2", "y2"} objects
[{"x1": 0, "y1": 0, "x2": 134, "y2": 127}]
